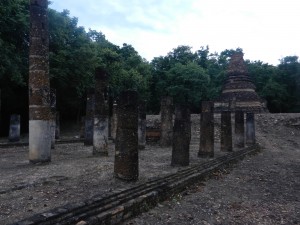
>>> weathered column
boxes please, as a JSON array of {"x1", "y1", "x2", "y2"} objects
[
  {"x1": 111, "y1": 101, "x2": 118, "y2": 141},
  {"x1": 50, "y1": 89, "x2": 56, "y2": 149},
  {"x1": 29, "y1": 0, "x2": 52, "y2": 163},
  {"x1": 93, "y1": 69, "x2": 109, "y2": 156},
  {"x1": 80, "y1": 116, "x2": 85, "y2": 138},
  {"x1": 138, "y1": 100, "x2": 146, "y2": 150},
  {"x1": 171, "y1": 104, "x2": 191, "y2": 167},
  {"x1": 0, "y1": 89, "x2": 2, "y2": 134},
  {"x1": 246, "y1": 112, "x2": 256, "y2": 145},
  {"x1": 108, "y1": 95, "x2": 113, "y2": 138},
  {"x1": 220, "y1": 111, "x2": 233, "y2": 152},
  {"x1": 160, "y1": 96, "x2": 173, "y2": 147},
  {"x1": 114, "y1": 90, "x2": 139, "y2": 181},
  {"x1": 235, "y1": 111, "x2": 245, "y2": 148},
  {"x1": 55, "y1": 112, "x2": 60, "y2": 140},
  {"x1": 9, "y1": 114, "x2": 20, "y2": 142},
  {"x1": 84, "y1": 89, "x2": 94, "y2": 146},
  {"x1": 198, "y1": 101, "x2": 214, "y2": 158}
]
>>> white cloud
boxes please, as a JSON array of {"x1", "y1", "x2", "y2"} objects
[{"x1": 50, "y1": 0, "x2": 300, "y2": 65}]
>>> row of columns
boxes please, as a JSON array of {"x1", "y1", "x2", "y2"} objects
[
  {"x1": 26, "y1": 1, "x2": 255, "y2": 182},
  {"x1": 2, "y1": 112, "x2": 60, "y2": 143},
  {"x1": 198, "y1": 101, "x2": 256, "y2": 157}
]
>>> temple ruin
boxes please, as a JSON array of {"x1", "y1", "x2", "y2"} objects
[{"x1": 215, "y1": 52, "x2": 266, "y2": 113}]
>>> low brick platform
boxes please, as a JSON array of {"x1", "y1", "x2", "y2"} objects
[
  {"x1": 0, "y1": 138, "x2": 84, "y2": 149},
  {"x1": 12, "y1": 145, "x2": 260, "y2": 225}
]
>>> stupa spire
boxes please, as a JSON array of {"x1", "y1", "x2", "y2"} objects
[{"x1": 215, "y1": 52, "x2": 266, "y2": 112}]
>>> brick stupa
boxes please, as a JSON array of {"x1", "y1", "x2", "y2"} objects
[{"x1": 214, "y1": 52, "x2": 266, "y2": 112}]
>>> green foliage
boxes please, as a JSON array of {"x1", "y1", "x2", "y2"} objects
[
  {"x1": 166, "y1": 62, "x2": 209, "y2": 106},
  {"x1": 278, "y1": 56, "x2": 300, "y2": 112},
  {"x1": 261, "y1": 78, "x2": 289, "y2": 112},
  {"x1": 247, "y1": 61, "x2": 277, "y2": 94},
  {"x1": 94, "y1": 43, "x2": 151, "y2": 101},
  {"x1": 0, "y1": 0, "x2": 29, "y2": 86},
  {"x1": 0, "y1": 0, "x2": 29, "y2": 135},
  {"x1": 112, "y1": 44, "x2": 151, "y2": 99},
  {"x1": 48, "y1": 9, "x2": 98, "y2": 119},
  {"x1": 149, "y1": 46, "x2": 212, "y2": 112},
  {"x1": 48, "y1": 11, "x2": 151, "y2": 118}
]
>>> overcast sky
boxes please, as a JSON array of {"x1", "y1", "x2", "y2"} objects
[{"x1": 50, "y1": 0, "x2": 300, "y2": 65}]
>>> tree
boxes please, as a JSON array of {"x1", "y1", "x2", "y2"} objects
[
  {"x1": 0, "y1": 0, "x2": 29, "y2": 135},
  {"x1": 260, "y1": 78, "x2": 289, "y2": 112},
  {"x1": 148, "y1": 46, "x2": 210, "y2": 112},
  {"x1": 278, "y1": 56, "x2": 300, "y2": 112},
  {"x1": 166, "y1": 62, "x2": 210, "y2": 110},
  {"x1": 48, "y1": 9, "x2": 99, "y2": 121}
]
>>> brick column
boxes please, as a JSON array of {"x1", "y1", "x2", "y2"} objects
[
  {"x1": 55, "y1": 112, "x2": 60, "y2": 140},
  {"x1": 29, "y1": 0, "x2": 51, "y2": 163},
  {"x1": 84, "y1": 89, "x2": 94, "y2": 146},
  {"x1": 171, "y1": 104, "x2": 191, "y2": 166},
  {"x1": 9, "y1": 114, "x2": 20, "y2": 142},
  {"x1": 50, "y1": 89, "x2": 56, "y2": 149},
  {"x1": 93, "y1": 69, "x2": 109, "y2": 156},
  {"x1": 0, "y1": 90, "x2": 1, "y2": 134},
  {"x1": 114, "y1": 90, "x2": 139, "y2": 181},
  {"x1": 221, "y1": 111, "x2": 233, "y2": 152},
  {"x1": 138, "y1": 100, "x2": 146, "y2": 150},
  {"x1": 246, "y1": 112, "x2": 256, "y2": 145},
  {"x1": 80, "y1": 116, "x2": 85, "y2": 138},
  {"x1": 234, "y1": 111, "x2": 245, "y2": 148},
  {"x1": 108, "y1": 95, "x2": 113, "y2": 138},
  {"x1": 111, "y1": 101, "x2": 117, "y2": 141},
  {"x1": 198, "y1": 101, "x2": 214, "y2": 158},
  {"x1": 160, "y1": 96, "x2": 173, "y2": 147}
]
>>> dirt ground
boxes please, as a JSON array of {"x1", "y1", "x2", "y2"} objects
[{"x1": 0, "y1": 113, "x2": 299, "y2": 225}]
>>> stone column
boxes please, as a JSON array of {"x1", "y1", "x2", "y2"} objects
[
  {"x1": 84, "y1": 89, "x2": 94, "y2": 146},
  {"x1": 138, "y1": 100, "x2": 146, "y2": 150},
  {"x1": 111, "y1": 101, "x2": 118, "y2": 141},
  {"x1": 160, "y1": 96, "x2": 173, "y2": 147},
  {"x1": 0, "y1": 89, "x2": 1, "y2": 133},
  {"x1": 55, "y1": 112, "x2": 60, "y2": 140},
  {"x1": 171, "y1": 104, "x2": 191, "y2": 167},
  {"x1": 93, "y1": 69, "x2": 109, "y2": 156},
  {"x1": 50, "y1": 89, "x2": 56, "y2": 149},
  {"x1": 29, "y1": 0, "x2": 52, "y2": 163},
  {"x1": 80, "y1": 116, "x2": 85, "y2": 138},
  {"x1": 220, "y1": 111, "x2": 233, "y2": 152},
  {"x1": 114, "y1": 90, "x2": 139, "y2": 181},
  {"x1": 234, "y1": 111, "x2": 245, "y2": 148},
  {"x1": 246, "y1": 112, "x2": 256, "y2": 145},
  {"x1": 9, "y1": 114, "x2": 20, "y2": 142},
  {"x1": 108, "y1": 95, "x2": 113, "y2": 138},
  {"x1": 198, "y1": 101, "x2": 214, "y2": 158}
]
